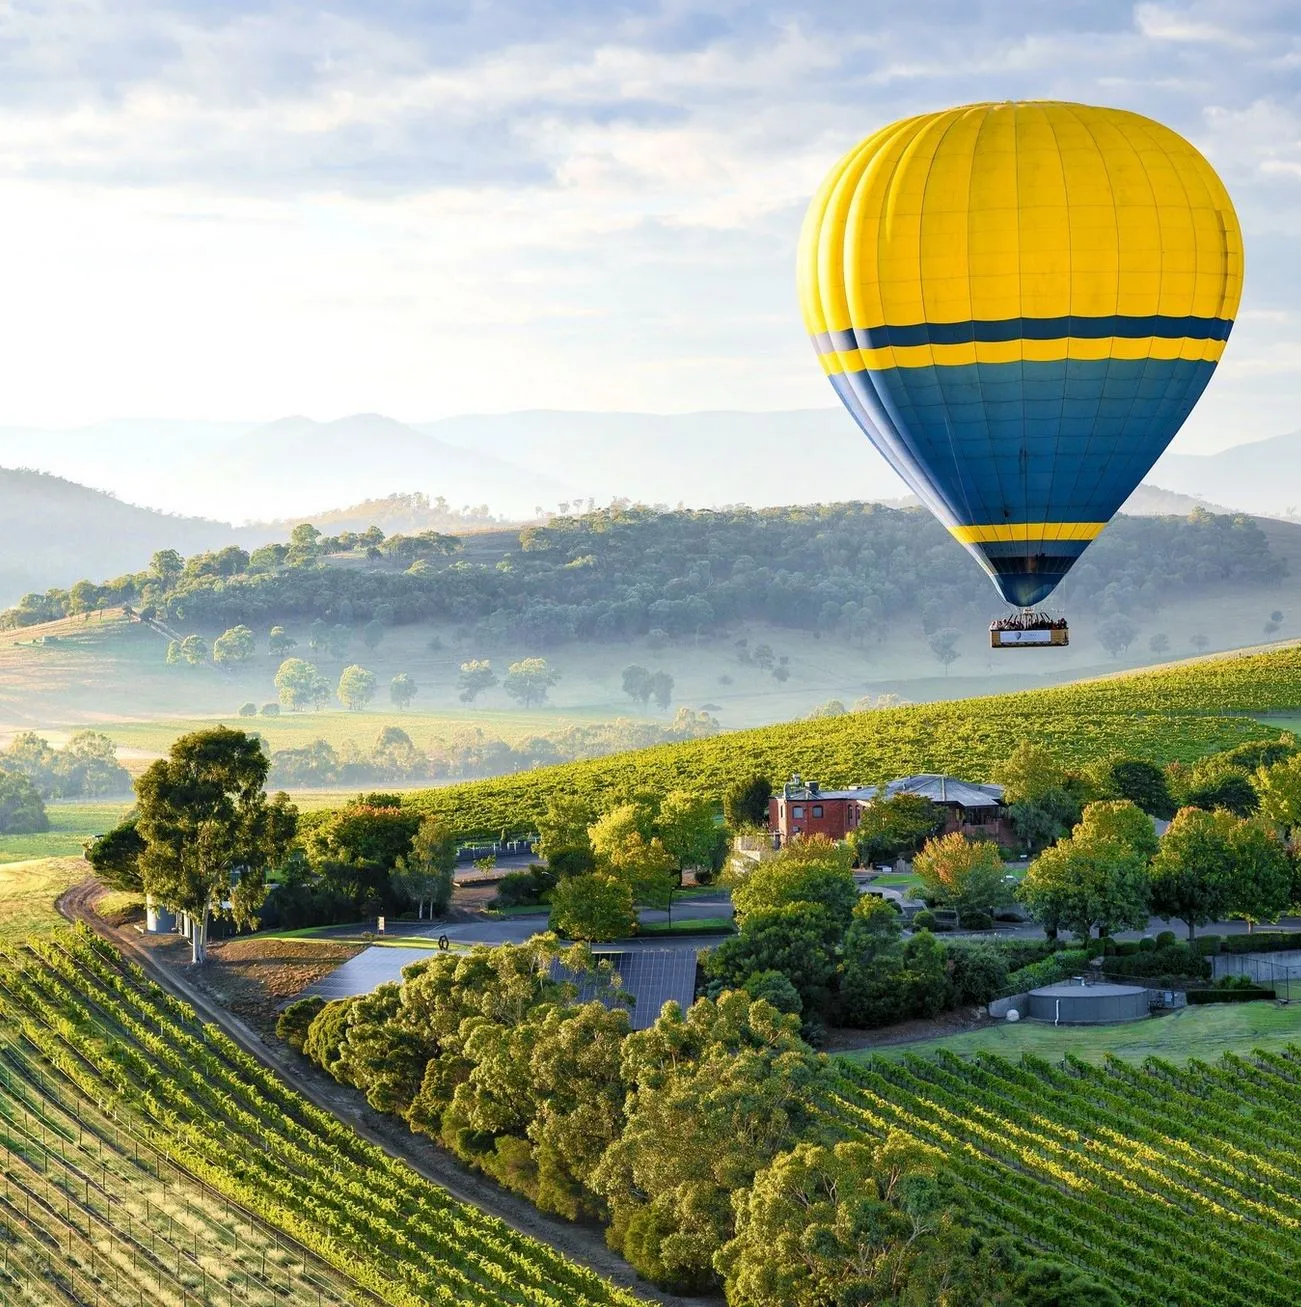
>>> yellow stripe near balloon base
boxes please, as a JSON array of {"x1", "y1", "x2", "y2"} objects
[
  {"x1": 948, "y1": 522, "x2": 1107, "y2": 545},
  {"x1": 817, "y1": 334, "x2": 1226, "y2": 378}
]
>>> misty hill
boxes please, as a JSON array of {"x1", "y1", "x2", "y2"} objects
[
  {"x1": 0, "y1": 468, "x2": 241, "y2": 601},
  {"x1": 0, "y1": 414, "x2": 576, "y2": 523},
  {"x1": 1, "y1": 407, "x2": 1281, "y2": 524},
  {"x1": 416, "y1": 409, "x2": 909, "y2": 508},
  {"x1": 1151, "y1": 431, "x2": 1301, "y2": 520}
]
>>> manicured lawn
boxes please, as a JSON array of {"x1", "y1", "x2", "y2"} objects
[
  {"x1": 841, "y1": 999, "x2": 1301, "y2": 1066},
  {"x1": 636, "y1": 917, "x2": 734, "y2": 936}
]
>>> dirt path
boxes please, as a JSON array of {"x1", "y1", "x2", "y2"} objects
[{"x1": 59, "y1": 879, "x2": 714, "y2": 1307}]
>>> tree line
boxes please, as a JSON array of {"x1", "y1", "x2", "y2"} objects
[
  {"x1": 1, "y1": 502, "x2": 1283, "y2": 649},
  {"x1": 0, "y1": 730, "x2": 132, "y2": 834}
]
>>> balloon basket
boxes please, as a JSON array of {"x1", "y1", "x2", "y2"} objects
[{"x1": 989, "y1": 612, "x2": 1069, "y2": 649}]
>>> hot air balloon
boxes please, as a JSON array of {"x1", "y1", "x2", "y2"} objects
[{"x1": 798, "y1": 101, "x2": 1243, "y2": 648}]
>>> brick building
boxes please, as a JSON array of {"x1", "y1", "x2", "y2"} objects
[{"x1": 767, "y1": 772, "x2": 1011, "y2": 846}]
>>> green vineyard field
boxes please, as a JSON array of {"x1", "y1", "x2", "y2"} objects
[
  {"x1": 407, "y1": 646, "x2": 1301, "y2": 839},
  {"x1": 829, "y1": 1047, "x2": 1301, "y2": 1307},
  {"x1": 0, "y1": 927, "x2": 639, "y2": 1307}
]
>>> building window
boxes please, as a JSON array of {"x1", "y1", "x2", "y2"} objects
[
  {"x1": 812, "y1": 805, "x2": 823, "y2": 818},
  {"x1": 792, "y1": 806, "x2": 804, "y2": 819}
]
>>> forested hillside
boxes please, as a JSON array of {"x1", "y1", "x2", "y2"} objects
[{"x1": 2, "y1": 502, "x2": 1285, "y2": 648}]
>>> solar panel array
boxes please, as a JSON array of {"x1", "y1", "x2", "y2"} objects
[
  {"x1": 297, "y1": 946, "x2": 432, "y2": 1002},
  {"x1": 552, "y1": 949, "x2": 699, "y2": 1030},
  {"x1": 295, "y1": 943, "x2": 699, "y2": 1029}
]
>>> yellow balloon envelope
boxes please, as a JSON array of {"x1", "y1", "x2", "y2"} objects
[{"x1": 798, "y1": 101, "x2": 1243, "y2": 606}]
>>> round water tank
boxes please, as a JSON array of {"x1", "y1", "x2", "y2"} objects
[{"x1": 1027, "y1": 981, "x2": 1149, "y2": 1025}]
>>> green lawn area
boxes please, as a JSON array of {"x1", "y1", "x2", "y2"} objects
[
  {"x1": 0, "y1": 800, "x2": 132, "y2": 865},
  {"x1": 1256, "y1": 713, "x2": 1301, "y2": 736},
  {"x1": 0, "y1": 857, "x2": 86, "y2": 940},
  {"x1": 841, "y1": 1000, "x2": 1301, "y2": 1066},
  {"x1": 637, "y1": 917, "x2": 734, "y2": 937}
]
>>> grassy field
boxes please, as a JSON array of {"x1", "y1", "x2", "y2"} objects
[
  {"x1": 0, "y1": 799, "x2": 133, "y2": 864},
  {"x1": 842, "y1": 1000, "x2": 1301, "y2": 1065},
  {"x1": 0, "y1": 857, "x2": 85, "y2": 939},
  {"x1": 4, "y1": 580, "x2": 1301, "y2": 750}
]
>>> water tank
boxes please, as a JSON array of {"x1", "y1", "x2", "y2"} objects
[
  {"x1": 145, "y1": 895, "x2": 177, "y2": 934},
  {"x1": 1027, "y1": 981, "x2": 1149, "y2": 1024}
]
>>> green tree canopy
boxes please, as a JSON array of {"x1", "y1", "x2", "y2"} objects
[
  {"x1": 853, "y1": 791, "x2": 944, "y2": 865},
  {"x1": 504, "y1": 658, "x2": 559, "y2": 708},
  {"x1": 212, "y1": 624, "x2": 255, "y2": 665},
  {"x1": 0, "y1": 770, "x2": 49, "y2": 835},
  {"x1": 337, "y1": 664, "x2": 377, "y2": 711},
  {"x1": 913, "y1": 832, "x2": 1007, "y2": 912},
  {"x1": 730, "y1": 836, "x2": 857, "y2": 936},
  {"x1": 656, "y1": 790, "x2": 727, "y2": 879},
  {"x1": 723, "y1": 774, "x2": 772, "y2": 830},
  {"x1": 275, "y1": 657, "x2": 330, "y2": 711},
  {"x1": 590, "y1": 990, "x2": 826, "y2": 1293},
  {"x1": 457, "y1": 658, "x2": 498, "y2": 703},
  {"x1": 389, "y1": 672, "x2": 418, "y2": 710},
  {"x1": 85, "y1": 815, "x2": 145, "y2": 891},
  {"x1": 991, "y1": 741, "x2": 1068, "y2": 804},
  {"x1": 549, "y1": 873, "x2": 636, "y2": 941},
  {"x1": 392, "y1": 815, "x2": 457, "y2": 920},
  {"x1": 134, "y1": 727, "x2": 297, "y2": 962},
  {"x1": 1149, "y1": 806, "x2": 1237, "y2": 939},
  {"x1": 1017, "y1": 800, "x2": 1155, "y2": 939}
]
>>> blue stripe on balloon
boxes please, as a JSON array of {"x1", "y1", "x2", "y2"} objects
[
  {"x1": 812, "y1": 314, "x2": 1233, "y2": 354},
  {"x1": 831, "y1": 354, "x2": 1218, "y2": 606}
]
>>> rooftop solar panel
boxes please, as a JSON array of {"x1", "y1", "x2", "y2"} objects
[{"x1": 295, "y1": 943, "x2": 699, "y2": 1028}]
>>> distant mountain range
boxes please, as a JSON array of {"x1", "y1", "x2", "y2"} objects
[
  {"x1": 1149, "y1": 431, "x2": 1301, "y2": 519},
  {"x1": 1, "y1": 408, "x2": 1290, "y2": 523}
]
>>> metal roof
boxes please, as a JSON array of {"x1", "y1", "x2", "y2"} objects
[
  {"x1": 779, "y1": 773, "x2": 1004, "y2": 808},
  {"x1": 882, "y1": 773, "x2": 1004, "y2": 808}
]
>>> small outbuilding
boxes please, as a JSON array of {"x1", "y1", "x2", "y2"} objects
[{"x1": 1027, "y1": 980, "x2": 1150, "y2": 1025}]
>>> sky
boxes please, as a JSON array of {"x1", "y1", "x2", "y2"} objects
[{"x1": 0, "y1": 0, "x2": 1297, "y2": 452}]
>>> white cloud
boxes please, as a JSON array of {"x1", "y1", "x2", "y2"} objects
[{"x1": 0, "y1": 0, "x2": 1292, "y2": 445}]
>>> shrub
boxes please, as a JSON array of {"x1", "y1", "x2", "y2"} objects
[
  {"x1": 946, "y1": 942, "x2": 1009, "y2": 1005},
  {"x1": 260, "y1": 703, "x2": 281, "y2": 717},
  {"x1": 1155, "y1": 930, "x2": 1177, "y2": 948},
  {"x1": 990, "y1": 938, "x2": 1058, "y2": 971},
  {"x1": 1138, "y1": 936, "x2": 1157, "y2": 953},
  {"x1": 1006, "y1": 949, "x2": 1090, "y2": 992},
  {"x1": 1102, "y1": 937, "x2": 1118, "y2": 956},
  {"x1": 238, "y1": 701, "x2": 258, "y2": 717},
  {"x1": 741, "y1": 969, "x2": 803, "y2": 1015},
  {"x1": 493, "y1": 864, "x2": 557, "y2": 908},
  {"x1": 1115, "y1": 940, "x2": 1140, "y2": 957},
  {"x1": 1107, "y1": 944, "x2": 1208, "y2": 980},
  {"x1": 957, "y1": 909, "x2": 993, "y2": 931},
  {"x1": 1187, "y1": 986, "x2": 1275, "y2": 1004},
  {"x1": 276, "y1": 996, "x2": 326, "y2": 1051},
  {"x1": 912, "y1": 909, "x2": 936, "y2": 930},
  {"x1": 1218, "y1": 931, "x2": 1301, "y2": 954},
  {"x1": 1195, "y1": 935, "x2": 1223, "y2": 955}
]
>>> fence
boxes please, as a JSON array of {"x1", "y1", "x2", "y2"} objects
[{"x1": 1213, "y1": 951, "x2": 1301, "y2": 999}]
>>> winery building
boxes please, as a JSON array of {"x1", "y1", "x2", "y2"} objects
[{"x1": 767, "y1": 773, "x2": 1010, "y2": 845}]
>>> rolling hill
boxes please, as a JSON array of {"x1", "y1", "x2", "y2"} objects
[
  {"x1": 0, "y1": 468, "x2": 240, "y2": 601},
  {"x1": 1151, "y1": 429, "x2": 1301, "y2": 519}
]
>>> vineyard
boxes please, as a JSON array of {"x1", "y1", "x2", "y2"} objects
[
  {"x1": 406, "y1": 645, "x2": 1301, "y2": 839},
  {"x1": 0, "y1": 926, "x2": 640, "y2": 1307},
  {"x1": 829, "y1": 1047, "x2": 1301, "y2": 1307}
]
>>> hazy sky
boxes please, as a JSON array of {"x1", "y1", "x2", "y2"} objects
[{"x1": 0, "y1": 0, "x2": 1297, "y2": 450}]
